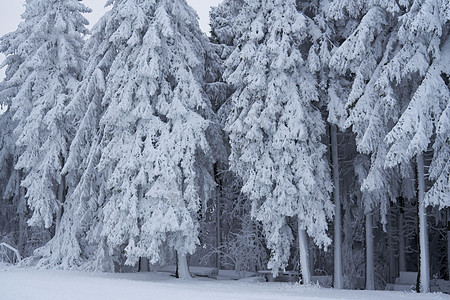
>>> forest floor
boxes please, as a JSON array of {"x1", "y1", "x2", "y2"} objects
[{"x1": 0, "y1": 264, "x2": 448, "y2": 300}]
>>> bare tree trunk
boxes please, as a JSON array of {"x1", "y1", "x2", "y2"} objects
[
  {"x1": 366, "y1": 212, "x2": 374, "y2": 290},
  {"x1": 298, "y1": 227, "x2": 311, "y2": 285},
  {"x1": 398, "y1": 197, "x2": 406, "y2": 272},
  {"x1": 417, "y1": 154, "x2": 429, "y2": 293},
  {"x1": 16, "y1": 171, "x2": 26, "y2": 252},
  {"x1": 388, "y1": 214, "x2": 396, "y2": 283},
  {"x1": 215, "y1": 165, "x2": 221, "y2": 270},
  {"x1": 55, "y1": 174, "x2": 66, "y2": 233},
  {"x1": 176, "y1": 252, "x2": 191, "y2": 279},
  {"x1": 136, "y1": 185, "x2": 149, "y2": 273},
  {"x1": 330, "y1": 124, "x2": 343, "y2": 289},
  {"x1": 448, "y1": 208, "x2": 450, "y2": 280}
]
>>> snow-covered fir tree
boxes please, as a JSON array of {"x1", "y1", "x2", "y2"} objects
[
  {"x1": 0, "y1": 108, "x2": 35, "y2": 256},
  {"x1": 383, "y1": 0, "x2": 450, "y2": 209},
  {"x1": 209, "y1": 0, "x2": 269, "y2": 273},
  {"x1": 307, "y1": 1, "x2": 348, "y2": 288},
  {"x1": 54, "y1": 0, "x2": 134, "y2": 271},
  {"x1": 326, "y1": 0, "x2": 399, "y2": 289},
  {"x1": 329, "y1": 0, "x2": 449, "y2": 292},
  {"x1": 61, "y1": 0, "x2": 216, "y2": 277},
  {"x1": 0, "y1": 0, "x2": 90, "y2": 260},
  {"x1": 224, "y1": 0, "x2": 334, "y2": 282},
  {"x1": 328, "y1": 0, "x2": 403, "y2": 221},
  {"x1": 380, "y1": 0, "x2": 450, "y2": 292}
]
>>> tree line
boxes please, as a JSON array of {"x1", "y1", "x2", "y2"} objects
[{"x1": 0, "y1": 0, "x2": 448, "y2": 293}]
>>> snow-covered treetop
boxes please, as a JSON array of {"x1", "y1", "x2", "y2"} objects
[{"x1": 210, "y1": 0, "x2": 244, "y2": 46}]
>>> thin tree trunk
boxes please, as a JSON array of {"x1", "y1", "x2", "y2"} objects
[
  {"x1": 215, "y1": 165, "x2": 221, "y2": 270},
  {"x1": 398, "y1": 197, "x2": 406, "y2": 272},
  {"x1": 366, "y1": 212, "x2": 375, "y2": 290},
  {"x1": 216, "y1": 196, "x2": 221, "y2": 269},
  {"x1": 388, "y1": 214, "x2": 396, "y2": 283},
  {"x1": 308, "y1": 241, "x2": 314, "y2": 281},
  {"x1": 175, "y1": 251, "x2": 179, "y2": 278},
  {"x1": 137, "y1": 186, "x2": 149, "y2": 273},
  {"x1": 447, "y1": 208, "x2": 450, "y2": 280},
  {"x1": 298, "y1": 227, "x2": 311, "y2": 285},
  {"x1": 330, "y1": 124, "x2": 343, "y2": 289},
  {"x1": 16, "y1": 171, "x2": 26, "y2": 252},
  {"x1": 417, "y1": 154, "x2": 429, "y2": 293},
  {"x1": 55, "y1": 174, "x2": 66, "y2": 233},
  {"x1": 176, "y1": 252, "x2": 191, "y2": 279}
]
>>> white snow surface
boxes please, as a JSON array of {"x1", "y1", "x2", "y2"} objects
[{"x1": 0, "y1": 266, "x2": 448, "y2": 300}]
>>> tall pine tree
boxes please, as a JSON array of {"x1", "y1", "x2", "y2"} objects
[
  {"x1": 381, "y1": 0, "x2": 450, "y2": 292},
  {"x1": 224, "y1": 0, "x2": 333, "y2": 282},
  {"x1": 0, "y1": 0, "x2": 90, "y2": 261},
  {"x1": 329, "y1": 0, "x2": 449, "y2": 291},
  {"x1": 61, "y1": 0, "x2": 216, "y2": 276}
]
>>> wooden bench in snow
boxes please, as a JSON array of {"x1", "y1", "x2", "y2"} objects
[
  {"x1": 257, "y1": 270, "x2": 299, "y2": 282},
  {"x1": 386, "y1": 272, "x2": 450, "y2": 294},
  {"x1": 430, "y1": 279, "x2": 450, "y2": 294},
  {"x1": 258, "y1": 272, "x2": 332, "y2": 285},
  {"x1": 158, "y1": 265, "x2": 219, "y2": 277},
  {"x1": 189, "y1": 266, "x2": 219, "y2": 277},
  {"x1": 387, "y1": 271, "x2": 417, "y2": 291},
  {"x1": 217, "y1": 270, "x2": 258, "y2": 280}
]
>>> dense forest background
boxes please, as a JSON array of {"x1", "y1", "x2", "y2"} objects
[{"x1": 0, "y1": 0, "x2": 448, "y2": 293}]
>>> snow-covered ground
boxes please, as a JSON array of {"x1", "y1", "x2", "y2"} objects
[{"x1": 0, "y1": 265, "x2": 448, "y2": 300}]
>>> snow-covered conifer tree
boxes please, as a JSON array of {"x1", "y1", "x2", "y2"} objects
[
  {"x1": 224, "y1": 0, "x2": 334, "y2": 282},
  {"x1": 0, "y1": 0, "x2": 90, "y2": 259},
  {"x1": 328, "y1": 0, "x2": 402, "y2": 211},
  {"x1": 327, "y1": 0, "x2": 408, "y2": 289},
  {"x1": 309, "y1": 1, "x2": 349, "y2": 288},
  {"x1": 63, "y1": 0, "x2": 215, "y2": 277},
  {"x1": 383, "y1": 1, "x2": 450, "y2": 209},
  {"x1": 329, "y1": 0, "x2": 449, "y2": 292},
  {"x1": 0, "y1": 108, "x2": 32, "y2": 254},
  {"x1": 381, "y1": 0, "x2": 450, "y2": 292}
]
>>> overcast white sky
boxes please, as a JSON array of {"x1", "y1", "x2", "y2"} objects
[{"x1": 0, "y1": 0, "x2": 221, "y2": 80}]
